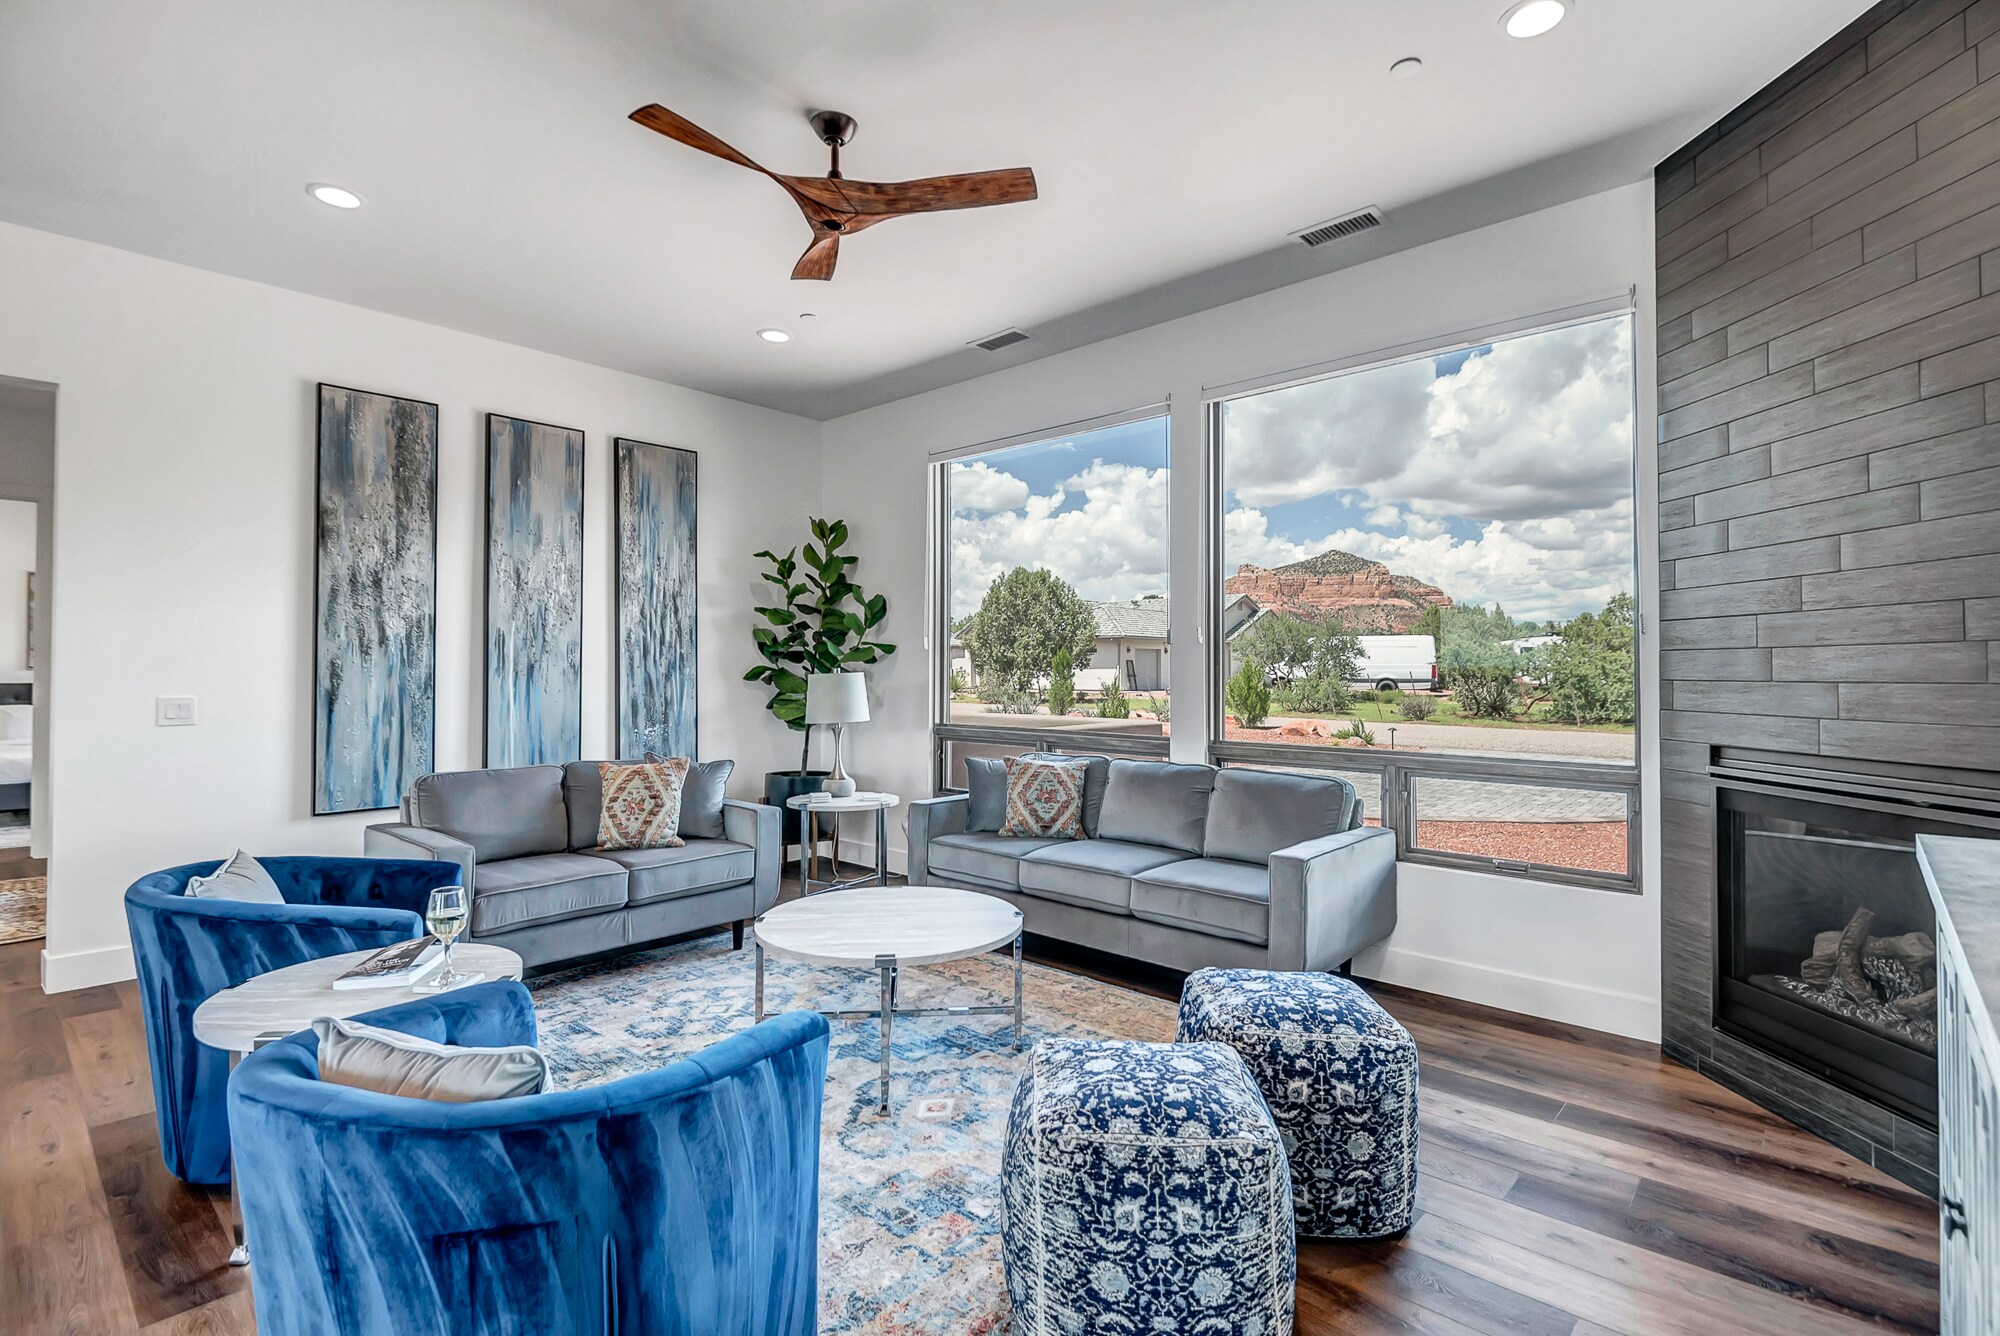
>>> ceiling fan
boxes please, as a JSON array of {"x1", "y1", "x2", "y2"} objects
[{"x1": 629, "y1": 104, "x2": 1038, "y2": 280}]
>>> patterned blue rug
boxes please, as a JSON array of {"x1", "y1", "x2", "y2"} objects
[{"x1": 527, "y1": 930, "x2": 1176, "y2": 1334}]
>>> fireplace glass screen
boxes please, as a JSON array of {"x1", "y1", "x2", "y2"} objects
[{"x1": 1717, "y1": 785, "x2": 1950, "y2": 1125}]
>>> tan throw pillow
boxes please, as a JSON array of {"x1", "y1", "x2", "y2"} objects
[
  {"x1": 598, "y1": 758, "x2": 690, "y2": 850},
  {"x1": 312, "y1": 1016, "x2": 548, "y2": 1102},
  {"x1": 1000, "y1": 755, "x2": 1090, "y2": 839}
]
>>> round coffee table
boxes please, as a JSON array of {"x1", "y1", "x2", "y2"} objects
[
  {"x1": 752, "y1": 886, "x2": 1023, "y2": 1114},
  {"x1": 192, "y1": 942, "x2": 524, "y2": 1265}
]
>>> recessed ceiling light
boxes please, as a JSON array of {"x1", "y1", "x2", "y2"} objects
[
  {"x1": 1390, "y1": 56, "x2": 1424, "y2": 78},
  {"x1": 1501, "y1": 0, "x2": 1568, "y2": 38},
  {"x1": 756, "y1": 328, "x2": 791, "y2": 343},
  {"x1": 306, "y1": 183, "x2": 364, "y2": 209}
]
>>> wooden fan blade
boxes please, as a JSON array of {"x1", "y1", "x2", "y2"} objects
[
  {"x1": 782, "y1": 167, "x2": 1037, "y2": 216},
  {"x1": 792, "y1": 233, "x2": 840, "y2": 281},
  {"x1": 629, "y1": 104, "x2": 767, "y2": 173}
]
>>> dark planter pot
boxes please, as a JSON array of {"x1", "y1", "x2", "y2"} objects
[{"x1": 764, "y1": 771, "x2": 830, "y2": 848}]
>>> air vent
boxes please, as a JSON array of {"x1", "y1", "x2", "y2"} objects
[
  {"x1": 1291, "y1": 207, "x2": 1385, "y2": 248},
  {"x1": 970, "y1": 327, "x2": 1032, "y2": 352}
]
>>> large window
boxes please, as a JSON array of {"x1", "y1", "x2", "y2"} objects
[
  {"x1": 1213, "y1": 313, "x2": 1638, "y2": 887},
  {"x1": 939, "y1": 414, "x2": 1171, "y2": 744}
]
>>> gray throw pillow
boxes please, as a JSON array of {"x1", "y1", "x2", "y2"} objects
[
  {"x1": 1096, "y1": 760, "x2": 1217, "y2": 857},
  {"x1": 648, "y1": 755, "x2": 734, "y2": 839},
  {"x1": 312, "y1": 1015, "x2": 549, "y2": 1102},
  {"x1": 965, "y1": 756, "x2": 1009, "y2": 832},
  {"x1": 185, "y1": 849, "x2": 285, "y2": 904}
]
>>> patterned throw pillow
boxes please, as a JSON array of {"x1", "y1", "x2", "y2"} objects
[
  {"x1": 597, "y1": 759, "x2": 689, "y2": 850},
  {"x1": 999, "y1": 755, "x2": 1089, "y2": 839}
]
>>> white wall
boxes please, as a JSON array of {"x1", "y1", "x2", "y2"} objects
[
  {"x1": 822, "y1": 182, "x2": 1663, "y2": 1041},
  {"x1": 0, "y1": 499, "x2": 37, "y2": 672},
  {"x1": 0, "y1": 221, "x2": 822, "y2": 991}
]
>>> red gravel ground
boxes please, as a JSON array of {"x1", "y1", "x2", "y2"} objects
[{"x1": 1414, "y1": 820, "x2": 1628, "y2": 874}]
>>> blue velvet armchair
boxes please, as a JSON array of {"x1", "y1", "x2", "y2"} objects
[
  {"x1": 124, "y1": 855, "x2": 465, "y2": 1185},
  {"x1": 228, "y1": 981, "x2": 829, "y2": 1336}
]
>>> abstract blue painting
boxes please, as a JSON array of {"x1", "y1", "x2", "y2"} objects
[
  {"x1": 315, "y1": 384, "x2": 438, "y2": 815},
  {"x1": 485, "y1": 415, "x2": 585, "y2": 767},
  {"x1": 615, "y1": 439, "x2": 697, "y2": 759}
]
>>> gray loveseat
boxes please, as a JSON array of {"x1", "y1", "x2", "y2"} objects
[
  {"x1": 364, "y1": 761, "x2": 779, "y2": 971},
  {"x1": 908, "y1": 757, "x2": 1395, "y2": 975}
]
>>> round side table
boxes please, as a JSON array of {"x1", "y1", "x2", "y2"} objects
[{"x1": 785, "y1": 790, "x2": 901, "y2": 894}]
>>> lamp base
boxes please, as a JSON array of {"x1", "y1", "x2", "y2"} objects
[{"x1": 823, "y1": 775, "x2": 857, "y2": 798}]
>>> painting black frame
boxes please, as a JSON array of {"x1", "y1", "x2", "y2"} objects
[
  {"x1": 313, "y1": 381, "x2": 439, "y2": 816},
  {"x1": 482, "y1": 412, "x2": 586, "y2": 769},
  {"x1": 613, "y1": 438, "x2": 698, "y2": 760}
]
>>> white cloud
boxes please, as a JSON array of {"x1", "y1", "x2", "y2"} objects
[
  {"x1": 947, "y1": 460, "x2": 1031, "y2": 514},
  {"x1": 949, "y1": 461, "x2": 1168, "y2": 617}
]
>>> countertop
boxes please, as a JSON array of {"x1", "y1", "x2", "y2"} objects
[{"x1": 1917, "y1": 834, "x2": 2000, "y2": 1049}]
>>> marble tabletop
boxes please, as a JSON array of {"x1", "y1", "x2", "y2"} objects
[
  {"x1": 191, "y1": 943, "x2": 524, "y2": 1054},
  {"x1": 785, "y1": 790, "x2": 900, "y2": 812},
  {"x1": 753, "y1": 885, "x2": 1021, "y2": 968},
  {"x1": 1918, "y1": 834, "x2": 2000, "y2": 1048}
]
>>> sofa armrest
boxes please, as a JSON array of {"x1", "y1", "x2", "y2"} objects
[
  {"x1": 906, "y1": 795, "x2": 970, "y2": 886},
  {"x1": 1266, "y1": 826, "x2": 1397, "y2": 973},
  {"x1": 364, "y1": 824, "x2": 476, "y2": 894},
  {"x1": 723, "y1": 800, "x2": 781, "y2": 914}
]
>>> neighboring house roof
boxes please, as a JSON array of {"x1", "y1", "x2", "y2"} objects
[{"x1": 1091, "y1": 598, "x2": 1171, "y2": 640}]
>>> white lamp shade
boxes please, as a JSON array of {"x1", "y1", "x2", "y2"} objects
[{"x1": 805, "y1": 672, "x2": 870, "y2": 725}]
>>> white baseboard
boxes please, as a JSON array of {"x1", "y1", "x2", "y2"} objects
[
  {"x1": 42, "y1": 942, "x2": 135, "y2": 993},
  {"x1": 1356, "y1": 943, "x2": 1660, "y2": 1043}
]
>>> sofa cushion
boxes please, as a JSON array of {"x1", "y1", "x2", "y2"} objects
[
  {"x1": 1096, "y1": 759, "x2": 1217, "y2": 857},
  {"x1": 592, "y1": 840, "x2": 755, "y2": 905},
  {"x1": 929, "y1": 832, "x2": 1068, "y2": 888},
  {"x1": 598, "y1": 759, "x2": 690, "y2": 850},
  {"x1": 1131, "y1": 858, "x2": 1271, "y2": 946},
  {"x1": 411, "y1": 765, "x2": 568, "y2": 864},
  {"x1": 1018, "y1": 839, "x2": 1183, "y2": 915},
  {"x1": 1204, "y1": 769, "x2": 1358, "y2": 865},
  {"x1": 1021, "y1": 752, "x2": 1111, "y2": 837},
  {"x1": 471, "y1": 853, "x2": 627, "y2": 935},
  {"x1": 563, "y1": 758, "x2": 733, "y2": 847},
  {"x1": 312, "y1": 1016, "x2": 548, "y2": 1103},
  {"x1": 965, "y1": 756, "x2": 1009, "y2": 833},
  {"x1": 185, "y1": 849, "x2": 286, "y2": 904}
]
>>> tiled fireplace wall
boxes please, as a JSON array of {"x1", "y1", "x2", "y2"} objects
[{"x1": 1656, "y1": 0, "x2": 2000, "y2": 1192}]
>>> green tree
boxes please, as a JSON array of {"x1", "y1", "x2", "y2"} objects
[
  {"x1": 1096, "y1": 674, "x2": 1130, "y2": 719},
  {"x1": 1548, "y1": 593, "x2": 1636, "y2": 724},
  {"x1": 1232, "y1": 612, "x2": 1362, "y2": 686},
  {"x1": 1227, "y1": 659, "x2": 1272, "y2": 727},
  {"x1": 1412, "y1": 604, "x2": 1443, "y2": 646},
  {"x1": 960, "y1": 567, "x2": 1098, "y2": 693},
  {"x1": 1047, "y1": 648, "x2": 1076, "y2": 717},
  {"x1": 1438, "y1": 603, "x2": 1526, "y2": 672}
]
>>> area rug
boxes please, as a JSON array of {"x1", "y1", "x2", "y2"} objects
[
  {"x1": 0, "y1": 875, "x2": 45, "y2": 943},
  {"x1": 528, "y1": 933, "x2": 1177, "y2": 1334}
]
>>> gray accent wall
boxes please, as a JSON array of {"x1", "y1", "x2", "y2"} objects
[{"x1": 1657, "y1": 0, "x2": 2000, "y2": 1193}]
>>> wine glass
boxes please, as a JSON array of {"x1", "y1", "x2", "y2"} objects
[{"x1": 415, "y1": 885, "x2": 481, "y2": 992}]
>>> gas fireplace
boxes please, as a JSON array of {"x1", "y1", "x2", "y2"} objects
[{"x1": 1714, "y1": 758, "x2": 2000, "y2": 1128}]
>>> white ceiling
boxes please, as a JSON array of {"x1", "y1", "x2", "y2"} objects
[{"x1": 0, "y1": 1, "x2": 1870, "y2": 419}]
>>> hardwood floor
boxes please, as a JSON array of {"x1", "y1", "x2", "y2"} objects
[{"x1": 0, "y1": 864, "x2": 1940, "y2": 1335}]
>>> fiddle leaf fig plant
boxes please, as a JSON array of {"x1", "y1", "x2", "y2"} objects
[{"x1": 746, "y1": 517, "x2": 896, "y2": 770}]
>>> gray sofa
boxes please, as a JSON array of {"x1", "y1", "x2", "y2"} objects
[
  {"x1": 364, "y1": 760, "x2": 779, "y2": 971},
  {"x1": 908, "y1": 757, "x2": 1395, "y2": 975}
]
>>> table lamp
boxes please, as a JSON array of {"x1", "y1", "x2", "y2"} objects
[{"x1": 806, "y1": 672, "x2": 869, "y2": 798}]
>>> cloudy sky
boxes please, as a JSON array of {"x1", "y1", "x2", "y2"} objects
[{"x1": 947, "y1": 314, "x2": 1636, "y2": 623}]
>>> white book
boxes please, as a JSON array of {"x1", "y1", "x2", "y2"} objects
[{"x1": 332, "y1": 938, "x2": 446, "y2": 990}]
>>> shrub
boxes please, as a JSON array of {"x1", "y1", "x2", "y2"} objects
[
  {"x1": 1272, "y1": 670, "x2": 1351, "y2": 716},
  {"x1": 1445, "y1": 666, "x2": 1520, "y2": 720},
  {"x1": 1399, "y1": 691, "x2": 1438, "y2": 722},
  {"x1": 948, "y1": 667, "x2": 969, "y2": 696},
  {"x1": 1096, "y1": 675, "x2": 1130, "y2": 719},
  {"x1": 1046, "y1": 649, "x2": 1075, "y2": 717},
  {"x1": 1548, "y1": 593, "x2": 1636, "y2": 724},
  {"x1": 1333, "y1": 721, "x2": 1377, "y2": 745},
  {"x1": 983, "y1": 683, "x2": 1040, "y2": 715},
  {"x1": 1376, "y1": 687, "x2": 1401, "y2": 719},
  {"x1": 1227, "y1": 660, "x2": 1272, "y2": 728},
  {"x1": 1353, "y1": 688, "x2": 1379, "y2": 703},
  {"x1": 1143, "y1": 695, "x2": 1171, "y2": 723}
]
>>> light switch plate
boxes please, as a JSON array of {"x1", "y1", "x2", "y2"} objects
[{"x1": 156, "y1": 696, "x2": 197, "y2": 726}]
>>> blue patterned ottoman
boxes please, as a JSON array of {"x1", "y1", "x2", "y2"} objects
[
  {"x1": 1000, "y1": 1038, "x2": 1295, "y2": 1335},
  {"x1": 1177, "y1": 968, "x2": 1417, "y2": 1239}
]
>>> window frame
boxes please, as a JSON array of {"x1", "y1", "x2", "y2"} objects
[
  {"x1": 929, "y1": 403, "x2": 1174, "y2": 785},
  {"x1": 1205, "y1": 298, "x2": 1643, "y2": 893}
]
